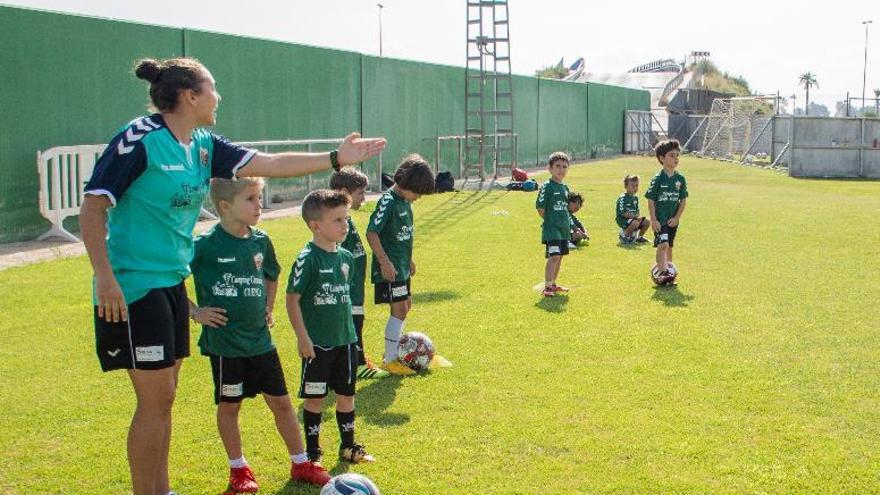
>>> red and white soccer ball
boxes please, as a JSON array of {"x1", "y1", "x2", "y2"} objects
[
  {"x1": 397, "y1": 332, "x2": 435, "y2": 371},
  {"x1": 651, "y1": 262, "x2": 678, "y2": 286},
  {"x1": 320, "y1": 473, "x2": 380, "y2": 495}
]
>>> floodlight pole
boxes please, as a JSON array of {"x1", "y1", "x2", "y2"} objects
[
  {"x1": 377, "y1": 3, "x2": 384, "y2": 57},
  {"x1": 862, "y1": 20, "x2": 872, "y2": 116}
]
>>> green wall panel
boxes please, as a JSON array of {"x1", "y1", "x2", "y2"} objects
[
  {"x1": 512, "y1": 75, "x2": 539, "y2": 168},
  {"x1": 185, "y1": 30, "x2": 362, "y2": 199},
  {"x1": 0, "y1": 6, "x2": 182, "y2": 242},
  {"x1": 537, "y1": 78, "x2": 589, "y2": 162},
  {"x1": 361, "y1": 56, "x2": 464, "y2": 179}
]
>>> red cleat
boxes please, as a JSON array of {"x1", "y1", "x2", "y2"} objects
[
  {"x1": 224, "y1": 466, "x2": 258, "y2": 494},
  {"x1": 551, "y1": 284, "x2": 570, "y2": 293},
  {"x1": 291, "y1": 461, "x2": 331, "y2": 485},
  {"x1": 542, "y1": 286, "x2": 556, "y2": 297}
]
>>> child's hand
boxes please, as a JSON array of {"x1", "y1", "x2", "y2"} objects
[
  {"x1": 667, "y1": 217, "x2": 679, "y2": 228},
  {"x1": 265, "y1": 310, "x2": 275, "y2": 328},
  {"x1": 297, "y1": 335, "x2": 316, "y2": 359},
  {"x1": 380, "y1": 259, "x2": 397, "y2": 281},
  {"x1": 651, "y1": 219, "x2": 662, "y2": 232},
  {"x1": 410, "y1": 260, "x2": 417, "y2": 277},
  {"x1": 193, "y1": 307, "x2": 228, "y2": 328}
]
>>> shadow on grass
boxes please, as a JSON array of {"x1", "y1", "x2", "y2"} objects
[
  {"x1": 417, "y1": 190, "x2": 506, "y2": 237},
  {"x1": 272, "y1": 478, "x2": 327, "y2": 495},
  {"x1": 616, "y1": 241, "x2": 644, "y2": 250},
  {"x1": 412, "y1": 290, "x2": 460, "y2": 304},
  {"x1": 356, "y1": 375, "x2": 411, "y2": 427},
  {"x1": 651, "y1": 285, "x2": 695, "y2": 307},
  {"x1": 535, "y1": 294, "x2": 568, "y2": 313}
]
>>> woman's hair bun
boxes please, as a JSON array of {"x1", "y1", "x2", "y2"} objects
[{"x1": 134, "y1": 58, "x2": 163, "y2": 83}]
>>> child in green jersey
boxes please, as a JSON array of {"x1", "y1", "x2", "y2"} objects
[
  {"x1": 189, "y1": 178, "x2": 330, "y2": 493},
  {"x1": 365, "y1": 155, "x2": 436, "y2": 376},
  {"x1": 616, "y1": 174, "x2": 650, "y2": 244},
  {"x1": 536, "y1": 152, "x2": 572, "y2": 297},
  {"x1": 329, "y1": 167, "x2": 389, "y2": 379},
  {"x1": 286, "y1": 189, "x2": 375, "y2": 464},
  {"x1": 567, "y1": 192, "x2": 589, "y2": 248},
  {"x1": 645, "y1": 140, "x2": 689, "y2": 282}
]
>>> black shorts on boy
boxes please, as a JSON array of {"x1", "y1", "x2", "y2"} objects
[
  {"x1": 374, "y1": 278, "x2": 411, "y2": 304},
  {"x1": 298, "y1": 343, "x2": 359, "y2": 398},
  {"x1": 208, "y1": 349, "x2": 288, "y2": 404},
  {"x1": 653, "y1": 224, "x2": 678, "y2": 248},
  {"x1": 543, "y1": 240, "x2": 570, "y2": 258}
]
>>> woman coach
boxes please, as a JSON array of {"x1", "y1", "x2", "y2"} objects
[{"x1": 79, "y1": 57, "x2": 384, "y2": 495}]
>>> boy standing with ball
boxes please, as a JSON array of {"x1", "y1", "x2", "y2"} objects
[
  {"x1": 365, "y1": 155, "x2": 435, "y2": 375},
  {"x1": 645, "y1": 140, "x2": 688, "y2": 283}
]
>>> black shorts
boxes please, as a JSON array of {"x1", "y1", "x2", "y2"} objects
[
  {"x1": 208, "y1": 349, "x2": 288, "y2": 404},
  {"x1": 374, "y1": 279, "x2": 411, "y2": 304},
  {"x1": 543, "y1": 240, "x2": 570, "y2": 258},
  {"x1": 95, "y1": 283, "x2": 189, "y2": 372},
  {"x1": 299, "y1": 343, "x2": 358, "y2": 398},
  {"x1": 653, "y1": 224, "x2": 678, "y2": 248}
]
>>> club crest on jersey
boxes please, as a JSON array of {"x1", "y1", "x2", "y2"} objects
[
  {"x1": 341, "y1": 263, "x2": 350, "y2": 280},
  {"x1": 675, "y1": 181, "x2": 681, "y2": 190},
  {"x1": 253, "y1": 252, "x2": 264, "y2": 271},
  {"x1": 199, "y1": 148, "x2": 209, "y2": 166}
]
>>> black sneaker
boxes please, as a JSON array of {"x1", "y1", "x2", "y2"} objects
[{"x1": 635, "y1": 236, "x2": 649, "y2": 244}]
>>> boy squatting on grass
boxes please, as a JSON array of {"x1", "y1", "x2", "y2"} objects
[
  {"x1": 189, "y1": 178, "x2": 331, "y2": 494},
  {"x1": 536, "y1": 152, "x2": 572, "y2": 298},
  {"x1": 645, "y1": 139, "x2": 688, "y2": 282},
  {"x1": 287, "y1": 189, "x2": 376, "y2": 465},
  {"x1": 365, "y1": 155, "x2": 436, "y2": 376},
  {"x1": 615, "y1": 174, "x2": 650, "y2": 244},
  {"x1": 567, "y1": 191, "x2": 589, "y2": 249},
  {"x1": 329, "y1": 167, "x2": 389, "y2": 379}
]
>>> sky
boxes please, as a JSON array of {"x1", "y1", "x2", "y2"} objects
[{"x1": 3, "y1": 0, "x2": 878, "y2": 111}]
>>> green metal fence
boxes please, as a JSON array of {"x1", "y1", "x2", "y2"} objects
[{"x1": 0, "y1": 5, "x2": 649, "y2": 243}]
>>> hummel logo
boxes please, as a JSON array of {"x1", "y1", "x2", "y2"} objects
[
  {"x1": 107, "y1": 349, "x2": 121, "y2": 357},
  {"x1": 218, "y1": 257, "x2": 236, "y2": 263},
  {"x1": 319, "y1": 268, "x2": 333, "y2": 274}
]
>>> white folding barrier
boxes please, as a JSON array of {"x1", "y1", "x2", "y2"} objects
[{"x1": 37, "y1": 144, "x2": 105, "y2": 242}]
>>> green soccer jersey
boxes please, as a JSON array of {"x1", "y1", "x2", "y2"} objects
[
  {"x1": 190, "y1": 225, "x2": 280, "y2": 358},
  {"x1": 84, "y1": 114, "x2": 255, "y2": 304},
  {"x1": 341, "y1": 217, "x2": 367, "y2": 307},
  {"x1": 616, "y1": 193, "x2": 640, "y2": 228},
  {"x1": 536, "y1": 179, "x2": 571, "y2": 242},
  {"x1": 644, "y1": 170, "x2": 689, "y2": 225},
  {"x1": 367, "y1": 188, "x2": 413, "y2": 283},
  {"x1": 286, "y1": 242, "x2": 357, "y2": 347}
]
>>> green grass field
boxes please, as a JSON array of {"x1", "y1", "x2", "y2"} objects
[{"x1": 2, "y1": 156, "x2": 880, "y2": 494}]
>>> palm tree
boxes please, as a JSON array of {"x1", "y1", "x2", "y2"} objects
[{"x1": 798, "y1": 72, "x2": 819, "y2": 115}]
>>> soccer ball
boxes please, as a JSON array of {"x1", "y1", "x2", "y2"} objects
[
  {"x1": 397, "y1": 332, "x2": 435, "y2": 371},
  {"x1": 650, "y1": 262, "x2": 678, "y2": 286},
  {"x1": 320, "y1": 473, "x2": 381, "y2": 495},
  {"x1": 619, "y1": 229, "x2": 637, "y2": 244}
]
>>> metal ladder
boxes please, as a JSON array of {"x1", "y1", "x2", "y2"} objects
[{"x1": 464, "y1": 0, "x2": 515, "y2": 181}]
